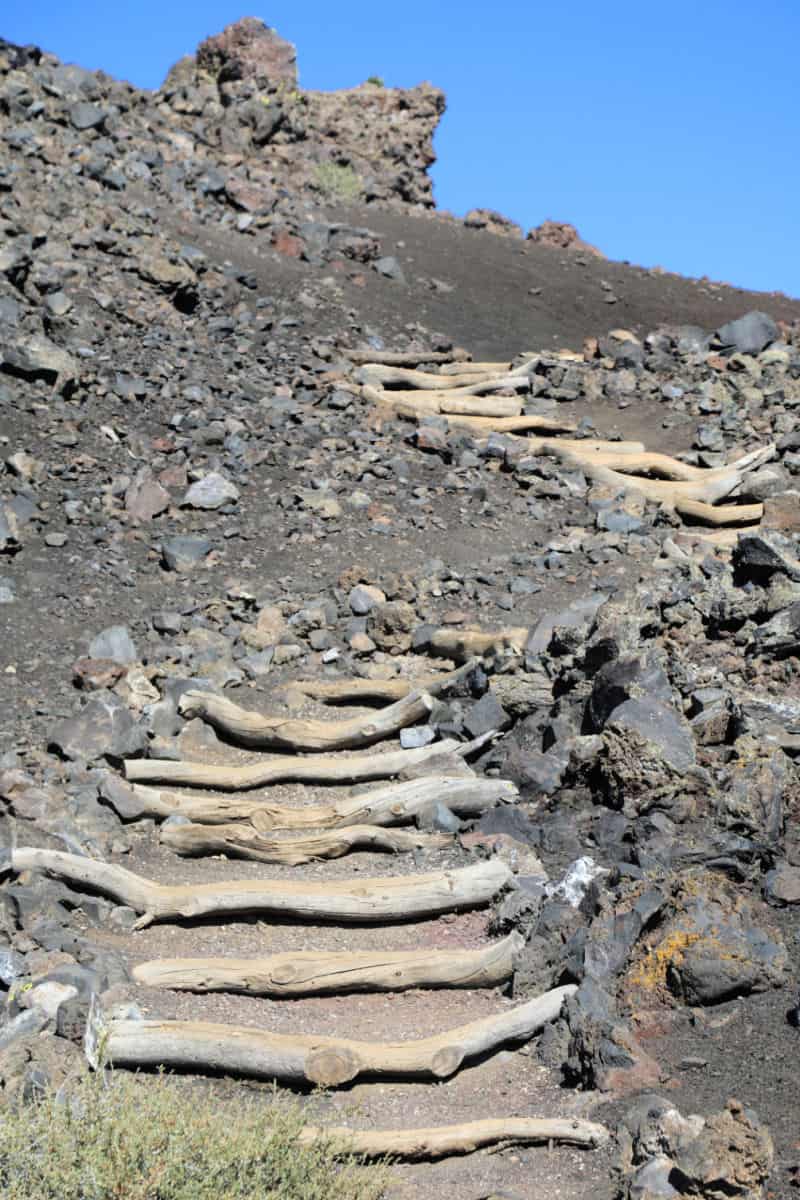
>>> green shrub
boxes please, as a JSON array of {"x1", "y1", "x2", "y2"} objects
[
  {"x1": 313, "y1": 162, "x2": 363, "y2": 203},
  {"x1": 0, "y1": 1070, "x2": 387, "y2": 1200},
  {"x1": 366, "y1": 76, "x2": 385, "y2": 87}
]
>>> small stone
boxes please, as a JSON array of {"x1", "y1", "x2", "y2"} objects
[
  {"x1": 400, "y1": 725, "x2": 436, "y2": 749},
  {"x1": 72, "y1": 657, "x2": 126, "y2": 691},
  {"x1": 20, "y1": 980, "x2": 78, "y2": 1020},
  {"x1": 350, "y1": 631, "x2": 376, "y2": 655},
  {"x1": 349, "y1": 584, "x2": 386, "y2": 615},
  {"x1": 463, "y1": 692, "x2": 511, "y2": 738},
  {"x1": 125, "y1": 469, "x2": 170, "y2": 521},
  {"x1": 762, "y1": 491, "x2": 800, "y2": 534},
  {"x1": 109, "y1": 905, "x2": 139, "y2": 931},
  {"x1": 240, "y1": 605, "x2": 285, "y2": 650},
  {"x1": 162, "y1": 536, "x2": 212, "y2": 572},
  {"x1": 88, "y1": 624, "x2": 138, "y2": 665},
  {"x1": 182, "y1": 472, "x2": 240, "y2": 510},
  {"x1": 45, "y1": 291, "x2": 72, "y2": 317},
  {"x1": 44, "y1": 532, "x2": 67, "y2": 547},
  {"x1": 272, "y1": 643, "x2": 303, "y2": 666},
  {"x1": 764, "y1": 863, "x2": 800, "y2": 906},
  {"x1": 69, "y1": 101, "x2": 106, "y2": 130},
  {"x1": 415, "y1": 801, "x2": 462, "y2": 833},
  {"x1": 373, "y1": 256, "x2": 405, "y2": 283},
  {"x1": 152, "y1": 612, "x2": 183, "y2": 635},
  {"x1": 241, "y1": 649, "x2": 275, "y2": 678}
]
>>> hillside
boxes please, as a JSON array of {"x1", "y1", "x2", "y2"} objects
[{"x1": 1, "y1": 20, "x2": 799, "y2": 1200}]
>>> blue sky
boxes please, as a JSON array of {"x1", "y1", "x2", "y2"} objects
[{"x1": 4, "y1": 1, "x2": 798, "y2": 297}]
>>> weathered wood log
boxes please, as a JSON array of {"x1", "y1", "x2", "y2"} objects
[
  {"x1": 673, "y1": 527, "x2": 745, "y2": 550},
  {"x1": 439, "y1": 394, "x2": 524, "y2": 417},
  {"x1": 562, "y1": 449, "x2": 732, "y2": 482},
  {"x1": 177, "y1": 686, "x2": 434, "y2": 752},
  {"x1": 673, "y1": 498, "x2": 764, "y2": 526},
  {"x1": 425, "y1": 626, "x2": 530, "y2": 662},
  {"x1": 546, "y1": 442, "x2": 776, "y2": 510},
  {"x1": 160, "y1": 820, "x2": 452, "y2": 865},
  {"x1": 8, "y1": 850, "x2": 512, "y2": 929},
  {"x1": 396, "y1": 392, "x2": 525, "y2": 416},
  {"x1": 290, "y1": 658, "x2": 482, "y2": 707},
  {"x1": 475, "y1": 432, "x2": 647, "y2": 456},
  {"x1": 439, "y1": 359, "x2": 513, "y2": 375},
  {"x1": 87, "y1": 983, "x2": 575, "y2": 1084},
  {"x1": 297, "y1": 1116, "x2": 609, "y2": 1158},
  {"x1": 132, "y1": 776, "x2": 517, "y2": 828},
  {"x1": 124, "y1": 735, "x2": 473, "y2": 790},
  {"x1": 363, "y1": 385, "x2": 573, "y2": 433},
  {"x1": 343, "y1": 348, "x2": 471, "y2": 366},
  {"x1": 363, "y1": 386, "x2": 523, "y2": 416},
  {"x1": 358, "y1": 364, "x2": 510, "y2": 391},
  {"x1": 291, "y1": 677, "x2": 419, "y2": 705},
  {"x1": 429, "y1": 413, "x2": 594, "y2": 436},
  {"x1": 132, "y1": 930, "x2": 524, "y2": 996},
  {"x1": 180, "y1": 659, "x2": 484, "y2": 752}
]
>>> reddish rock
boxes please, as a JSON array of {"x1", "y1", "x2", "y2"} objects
[
  {"x1": 597, "y1": 1029, "x2": 662, "y2": 1095},
  {"x1": 705, "y1": 353, "x2": 729, "y2": 371},
  {"x1": 527, "y1": 219, "x2": 604, "y2": 257},
  {"x1": 761, "y1": 491, "x2": 800, "y2": 533},
  {"x1": 158, "y1": 464, "x2": 188, "y2": 490},
  {"x1": 124, "y1": 468, "x2": 170, "y2": 522},
  {"x1": 72, "y1": 657, "x2": 126, "y2": 692},
  {"x1": 225, "y1": 178, "x2": 275, "y2": 214},
  {"x1": 272, "y1": 230, "x2": 304, "y2": 258},
  {"x1": 196, "y1": 18, "x2": 297, "y2": 88},
  {"x1": 464, "y1": 208, "x2": 523, "y2": 237}
]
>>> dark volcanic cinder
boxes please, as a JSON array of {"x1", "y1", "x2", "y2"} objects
[{"x1": 0, "y1": 20, "x2": 799, "y2": 1200}]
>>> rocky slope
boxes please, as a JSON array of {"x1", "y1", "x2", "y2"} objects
[{"x1": 1, "y1": 20, "x2": 800, "y2": 1200}]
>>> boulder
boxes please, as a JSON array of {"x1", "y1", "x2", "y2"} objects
[
  {"x1": 620, "y1": 1097, "x2": 773, "y2": 1200},
  {"x1": 367, "y1": 600, "x2": 417, "y2": 653},
  {"x1": 195, "y1": 17, "x2": 298, "y2": 87},
  {"x1": 714, "y1": 311, "x2": 778, "y2": 356},
  {"x1": 601, "y1": 697, "x2": 698, "y2": 819},
  {"x1": 48, "y1": 692, "x2": 147, "y2": 765},
  {"x1": 629, "y1": 881, "x2": 788, "y2": 1006}
]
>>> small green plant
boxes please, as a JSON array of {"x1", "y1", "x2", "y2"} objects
[
  {"x1": 313, "y1": 162, "x2": 363, "y2": 203},
  {"x1": 366, "y1": 75, "x2": 385, "y2": 87},
  {"x1": 0, "y1": 1070, "x2": 387, "y2": 1200}
]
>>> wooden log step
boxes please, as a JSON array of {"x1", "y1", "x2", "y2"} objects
[
  {"x1": 177, "y1": 686, "x2": 434, "y2": 752},
  {"x1": 123, "y1": 733, "x2": 494, "y2": 791},
  {"x1": 297, "y1": 1116, "x2": 609, "y2": 1159},
  {"x1": 86, "y1": 983, "x2": 575, "y2": 1084},
  {"x1": 343, "y1": 348, "x2": 471, "y2": 367},
  {"x1": 424, "y1": 626, "x2": 530, "y2": 662},
  {"x1": 358, "y1": 364, "x2": 504, "y2": 390},
  {"x1": 132, "y1": 930, "x2": 524, "y2": 996},
  {"x1": 7, "y1": 849, "x2": 513, "y2": 930},
  {"x1": 130, "y1": 776, "x2": 517, "y2": 828},
  {"x1": 160, "y1": 820, "x2": 453, "y2": 865},
  {"x1": 177, "y1": 659, "x2": 481, "y2": 753}
]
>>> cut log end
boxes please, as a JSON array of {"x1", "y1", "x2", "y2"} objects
[
  {"x1": 430, "y1": 1046, "x2": 464, "y2": 1077},
  {"x1": 306, "y1": 1046, "x2": 362, "y2": 1086}
]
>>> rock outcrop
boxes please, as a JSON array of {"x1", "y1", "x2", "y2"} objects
[{"x1": 159, "y1": 18, "x2": 445, "y2": 208}]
